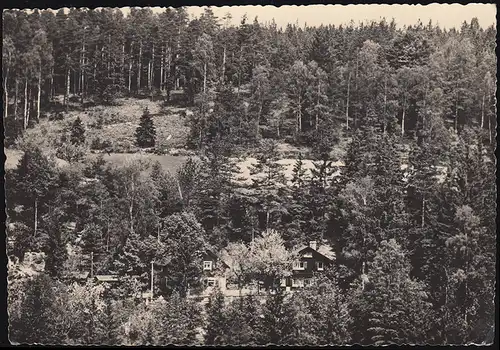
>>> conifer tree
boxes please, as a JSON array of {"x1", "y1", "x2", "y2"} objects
[
  {"x1": 256, "y1": 288, "x2": 299, "y2": 345},
  {"x1": 135, "y1": 108, "x2": 156, "y2": 148},
  {"x1": 204, "y1": 289, "x2": 228, "y2": 345},
  {"x1": 70, "y1": 116, "x2": 86, "y2": 145},
  {"x1": 351, "y1": 239, "x2": 434, "y2": 345},
  {"x1": 43, "y1": 209, "x2": 69, "y2": 279},
  {"x1": 10, "y1": 273, "x2": 66, "y2": 344}
]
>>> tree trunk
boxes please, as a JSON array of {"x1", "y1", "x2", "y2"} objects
[
  {"x1": 256, "y1": 98, "x2": 262, "y2": 140},
  {"x1": 355, "y1": 52, "x2": 359, "y2": 91},
  {"x1": 128, "y1": 42, "x2": 133, "y2": 93},
  {"x1": 167, "y1": 47, "x2": 172, "y2": 100},
  {"x1": 297, "y1": 96, "x2": 302, "y2": 136},
  {"x1": 315, "y1": 81, "x2": 320, "y2": 130},
  {"x1": 160, "y1": 44, "x2": 164, "y2": 91},
  {"x1": 421, "y1": 195, "x2": 425, "y2": 228},
  {"x1": 383, "y1": 75, "x2": 387, "y2": 135},
  {"x1": 488, "y1": 102, "x2": 492, "y2": 144},
  {"x1": 147, "y1": 60, "x2": 151, "y2": 91},
  {"x1": 50, "y1": 68, "x2": 54, "y2": 100},
  {"x1": 23, "y1": 77, "x2": 28, "y2": 130},
  {"x1": 34, "y1": 198, "x2": 38, "y2": 237},
  {"x1": 3, "y1": 66, "x2": 8, "y2": 120},
  {"x1": 78, "y1": 48, "x2": 82, "y2": 94},
  {"x1": 121, "y1": 43, "x2": 125, "y2": 83},
  {"x1": 106, "y1": 221, "x2": 110, "y2": 252},
  {"x1": 36, "y1": 70, "x2": 41, "y2": 121},
  {"x1": 266, "y1": 210, "x2": 270, "y2": 230},
  {"x1": 237, "y1": 46, "x2": 243, "y2": 94},
  {"x1": 203, "y1": 62, "x2": 207, "y2": 94},
  {"x1": 151, "y1": 43, "x2": 155, "y2": 89},
  {"x1": 480, "y1": 94, "x2": 485, "y2": 129},
  {"x1": 65, "y1": 68, "x2": 70, "y2": 106},
  {"x1": 81, "y1": 42, "x2": 85, "y2": 105},
  {"x1": 346, "y1": 70, "x2": 351, "y2": 130},
  {"x1": 361, "y1": 260, "x2": 366, "y2": 290},
  {"x1": 14, "y1": 79, "x2": 18, "y2": 119},
  {"x1": 74, "y1": 70, "x2": 78, "y2": 95},
  {"x1": 422, "y1": 81, "x2": 428, "y2": 130},
  {"x1": 137, "y1": 40, "x2": 142, "y2": 93},
  {"x1": 221, "y1": 45, "x2": 226, "y2": 84},
  {"x1": 454, "y1": 88, "x2": 459, "y2": 133},
  {"x1": 401, "y1": 96, "x2": 406, "y2": 137},
  {"x1": 129, "y1": 201, "x2": 134, "y2": 235},
  {"x1": 107, "y1": 35, "x2": 112, "y2": 77}
]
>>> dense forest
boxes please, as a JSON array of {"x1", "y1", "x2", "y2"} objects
[{"x1": 4, "y1": 7, "x2": 497, "y2": 346}]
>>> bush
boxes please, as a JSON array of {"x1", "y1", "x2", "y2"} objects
[
  {"x1": 56, "y1": 143, "x2": 86, "y2": 163},
  {"x1": 91, "y1": 137, "x2": 103, "y2": 150},
  {"x1": 49, "y1": 112, "x2": 65, "y2": 121},
  {"x1": 90, "y1": 114, "x2": 104, "y2": 129},
  {"x1": 90, "y1": 137, "x2": 113, "y2": 152},
  {"x1": 70, "y1": 117, "x2": 86, "y2": 145},
  {"x1": 101, "y1": 84, "x2": 122, "y2": 105},
  {"x1": 101, "y1": 139, "x2": 112, "y2": 150}
]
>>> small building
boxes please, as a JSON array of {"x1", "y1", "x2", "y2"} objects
[
  {"x1": 187, "y1": 249, "x2": 230, "y2": 300},
  {"x1": 94, "y1": 274, "x2": 120, "y2": 283},
  {"x1": 281, "y1": 241, "x2": 335, "y2": 290},
  {"x1": 65, "y1": 271, "x2": 90, "y2": 284},
  {"x1": 200, "y1": 249, "x2": 230, "y2": 293}
]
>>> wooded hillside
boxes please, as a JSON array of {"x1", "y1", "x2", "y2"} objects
[{"x1": 4, "y1": 7, "x2": 496, "y2": 346}]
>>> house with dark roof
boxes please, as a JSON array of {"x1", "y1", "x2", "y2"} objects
[
  {"x1": 190, "y1": 248, "x2": 230, "y2": 298},
  {"x1": 281, "y1": 241, "x2": 335, "y2": 290}
]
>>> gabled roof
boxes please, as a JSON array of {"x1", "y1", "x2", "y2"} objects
[
  {"x1": 294, "y1": 244, "x2": 335, "y2": 262},
  {"x1": 204, "y1": 248, "x2": 230, "y2": 269}
]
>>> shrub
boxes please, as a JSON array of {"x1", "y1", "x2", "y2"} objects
[
  {"x1": 50, "y1": 112, "x2": 65, "y2": 121},
  {"x1": 91, "y1": 137, "x2": 103, "y2": 150},
  {"x1": 70, "y1": 117, "x2": 86, "y2": 145},
  {"x1": 101, "y1": 84, "x2": 122, "y2": 105},
  {"x1": 56, "y1": 143, "x2": 86, "y2": 163}
]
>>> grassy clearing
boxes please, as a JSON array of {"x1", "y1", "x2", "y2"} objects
[
  {"x1": 5, "y1": 94, "x2": 352, "y2": 183},
  {"x1": 15, "y1": 96, "x2": 189, "y2": 153}
]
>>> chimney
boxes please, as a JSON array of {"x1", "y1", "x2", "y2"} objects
[{"x1": 309, "y1": 241, "x2": 317, "y2": 251}]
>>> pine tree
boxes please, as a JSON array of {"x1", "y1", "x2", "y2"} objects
[
  {"x1": 353, "y1": 239, "x2": 434, "y2": 345},
  {"x1": 204, "y1": 289, "x2": 228, "y2": 345},
  {"x1": 43, "y1": 209, "x2": 69, "y2": 279},
  {"x1": 12, "y1": 147, "x2": 58, "y2": 238},
  {"x1": 161, "y1": 213, "x2": 208, "y2": 297},
  {"x1": 10, "y1": 273, "x2": 67, "y2": 344},
  {"x1": 135, "y1": 108, "x2": 156, "y2": 148},
  {"x1": 70, "y1": 116, "x2": 86, "y2": 145},
  {"x1": 256, "y1": 288, "x2": 299, "y2": 345}
]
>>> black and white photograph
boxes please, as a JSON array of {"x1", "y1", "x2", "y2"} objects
[{"x1": 3, "y1": 3, "x2": 497, "y2": 346}]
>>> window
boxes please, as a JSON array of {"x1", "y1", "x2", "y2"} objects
[
  {"x1": 303, "y1": 252, "x2": 313, "y2": 258},
  {"x1": 316, "y1": 262, "x2": 324, "y2": 271},
  {"x1": 304, "y1": 278, "x2": 311, "y2": 287},
  {"x1": 293, "y1": 261, "x2": 307, "y2": 270},
  {"x1": 292, "y1": 278, "x2": 300, "y2": 287},
  {"x1": 203, "y1": 261, "x2": 213, "y2": 271},
  {"x1": 206, "y1": 278, "x2": 217, "y2": 287}
]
